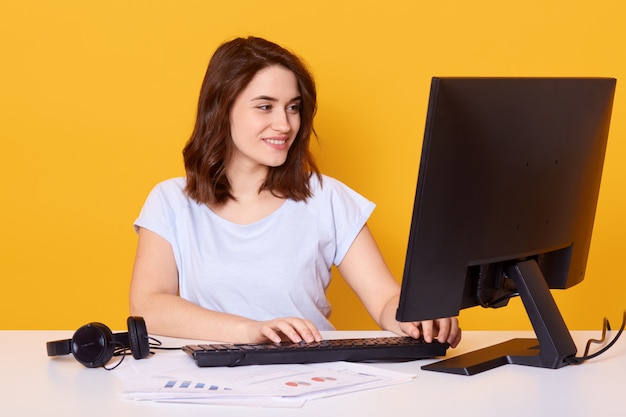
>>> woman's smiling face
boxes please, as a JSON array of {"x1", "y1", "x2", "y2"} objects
[{"x1": 228, "y1": 65, "x2": 302, "y2": 173}]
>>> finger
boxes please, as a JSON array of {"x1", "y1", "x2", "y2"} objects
[
  {"x1": 445, "y1": 317, "x2": 461, "y2": 348},
  {"x1": 271, "y1": 318, "x2": 321, "y2": 344},
  {"x1": 450, "y1": 326, "x2": 462, "y2": 348},
  {"x1": 273, "y1": 320, "x2": 304, "y2": 343},
  {"x1": 447, "y1": 317, "x2": 461, "y2": 347},
  {"x1": 299, "y1": 319, "x2": 323, "y2": 342},
  {"x1": 435, "y1": 318, "x2": 451, "y2": 343},
  {"x1": 398, "y1": 321, "x2": 419, "y2": 339},
  {"x1": 436, "y1": 317, "x2": 461, "y2": 347},
  {"x1": 283, "y1": 318, "x2": 321, "y2": 343},
  {"x1": 420, "y1": 320, "x2": 435, "y2": 343},
  {"x1": 260, "y1": 324, "x2": 283, "y2": 344}
]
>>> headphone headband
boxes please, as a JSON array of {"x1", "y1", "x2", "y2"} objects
[{"x1": 46, "y1": 338, "x2": 71, "y2": 356}]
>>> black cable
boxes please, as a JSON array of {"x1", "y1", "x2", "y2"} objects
[
  {"x1": 108, "y1": 336, "x2": 182, "y2": 370},
  {"x1": 582, "y1": 317, "x2": 610, "y2": 358},
  {"x1": 565, "y1": 310, "x2": 625, "y2": 365},
  {"x1": 106, "y1": 342, "x2": 128, "y2": 370},
  {"x1": 481, "y1": 291, "x2": 520, "y2": 308},
  {"x1": 148, "y1": 336, "x2": 183, "y2": 351}
]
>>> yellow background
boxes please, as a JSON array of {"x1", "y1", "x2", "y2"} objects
[{"x1": 1, "y1": 0, "x2": 624, "y2": 332}]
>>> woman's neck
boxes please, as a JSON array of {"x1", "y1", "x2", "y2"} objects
[{"x1": 208, "y1": 164, "x2": 284, "y2": 225}]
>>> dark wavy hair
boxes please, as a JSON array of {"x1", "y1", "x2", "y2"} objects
[{"x1": 183, "y1": 36, "x2": 321, "y2": 205}]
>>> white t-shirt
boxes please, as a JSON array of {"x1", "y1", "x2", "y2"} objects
[{"x1": 134, "y1": 174, "x2": 375, "y2": 330}]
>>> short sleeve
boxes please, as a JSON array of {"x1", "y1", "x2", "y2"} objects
[
  {"x1": 315, "y1": 176, "x2": 376, "y2": 265},
  {"x1": 133, "y1": 178, "x2": 187, "y2": 244}
]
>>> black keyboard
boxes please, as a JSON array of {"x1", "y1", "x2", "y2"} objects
[{"x1": 183, "y1": 336, "x2": 448, "y2": 367}]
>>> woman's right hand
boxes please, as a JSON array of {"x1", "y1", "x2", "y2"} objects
[{"x1": 245, "y1": 317, "x2": 323, "y2": 344}]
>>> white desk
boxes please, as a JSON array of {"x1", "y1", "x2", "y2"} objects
[{"x1": 2, "y1": 330, "x2": 624, "y2": 416}]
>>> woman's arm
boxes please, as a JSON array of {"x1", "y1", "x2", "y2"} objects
[
  {"x1": 337, "y1": 224, "x2": 461, "y2": 347},
  {"x1": 129, "y1": 227, "x2": 321, "y2": 344}
]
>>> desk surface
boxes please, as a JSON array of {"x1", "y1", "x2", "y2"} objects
[{"x1": 2, "y1": 330, "x2": 624, "y2": 416}]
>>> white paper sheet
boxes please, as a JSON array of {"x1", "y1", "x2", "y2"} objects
[{"x1": 112, "y1": 352, "x2": 415, "y2": 408}]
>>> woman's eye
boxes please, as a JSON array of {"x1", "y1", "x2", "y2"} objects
[
  {"x1": 258, "y1": 104, "x2": 272, "y2": 111},
  {"x1": 287, "y1": 103, "x2": 300, "y2": 113}
]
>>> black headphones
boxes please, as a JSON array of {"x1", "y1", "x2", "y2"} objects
[{"x1": 46, "y1": 316, "x2": 150, "y2": 368}]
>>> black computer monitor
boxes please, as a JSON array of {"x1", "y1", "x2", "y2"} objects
[{"x1": 396, "y1": 77, "x2": 616, "y2": 375}]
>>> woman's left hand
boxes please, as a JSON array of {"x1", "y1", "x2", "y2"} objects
[{"x1": 399, "y1": 317, "x2": 462, "y2": 348}]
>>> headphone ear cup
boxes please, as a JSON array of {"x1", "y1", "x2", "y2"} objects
[
  {"x1": 71, "y1": 322, "x2": 115, "y2": 368},
  {"x1": 127, "y1": 316, "x2": 150, "y2": 360}
]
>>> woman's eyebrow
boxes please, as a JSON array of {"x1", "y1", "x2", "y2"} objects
[{"x1": 251, "y1": 95, "x2": 302, "y2": 102}]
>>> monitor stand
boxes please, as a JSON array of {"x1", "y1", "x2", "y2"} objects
[{"x1": 423, "y1": 259, "x2": 578, "y2": 375}]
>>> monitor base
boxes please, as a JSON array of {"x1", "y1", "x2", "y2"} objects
[{"x1": 422, "y1": 338, "x2": 571, "y2": 375}]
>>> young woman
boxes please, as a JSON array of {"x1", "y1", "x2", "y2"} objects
[{"x1": 129, "y1": 36, "x2": 461, "y2": 348}]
